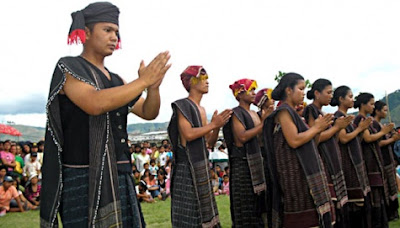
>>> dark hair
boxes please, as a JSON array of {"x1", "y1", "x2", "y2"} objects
[
  {"x1": 271, "y1": 73, "x2": 304, "y2": 101},
  {"x1": 306, "y1": 79, "x2": 332, "y2": 100},
  {"x1": 330, "y1": 85, "x2": 351, "y2": 107},
  {"x1": 223, "y1": 175, "x2": 228, "y2": 179},
  {"x1": 224, "y1": 166, "x2": 229, "y2": 171},
  {"x1": 150, "y1": 159, "x2": 156, "y2": 164},
  {"x1": 150, "y1": 143, "x2": 157, "y2": 148},
  {"x1": 0, "y1": 165, "x2": 7, "y2": 171},
  {"x1": 372, "y1": 101, "x2": 387, "y2": 117},
  {"x1": 163, "y1": 144, "x2": 169, "y2": 149},
  {"x1": 354, "y1": 93, "x2": 374, "y2": 109}
]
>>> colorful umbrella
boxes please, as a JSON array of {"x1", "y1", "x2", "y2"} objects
[{"x1": 0, "y1": 124, "x2": 22, "y2": 136}]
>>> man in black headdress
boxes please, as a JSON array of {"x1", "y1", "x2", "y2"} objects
[{"x1": 40, "y1": 2, "x2": 171, "y2": 227}]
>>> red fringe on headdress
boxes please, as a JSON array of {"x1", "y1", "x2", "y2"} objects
[
  {"x1": 116, "y1": 39, "x2": 121, "y2": 50},
  {"x1": 67, "y1": 29, "x2": 86, "y2": 45}
]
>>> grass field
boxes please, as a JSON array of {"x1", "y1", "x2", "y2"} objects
[{"x1": 1, "y1": 195, "x2": 400, "y2": 227}]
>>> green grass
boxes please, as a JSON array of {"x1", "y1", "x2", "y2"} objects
[
  {"x1": 0, "y1": 195, "x2": 231, "y2": 227},
  {"x1": 3, "y1": 196, "x2": 400, "y2": 227}
]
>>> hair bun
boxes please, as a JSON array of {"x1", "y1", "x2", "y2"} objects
[{"x1": 306, "y1": 90, "x2": 315, "y2": 100}]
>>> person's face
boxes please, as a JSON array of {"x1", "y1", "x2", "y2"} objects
[
  {"x1": 16, "y1": 146, "x2": 22, "y2": 155},
  {"x1": 85, "y1": 22, "x2": 119, "y2": 57},
  {"x1": 191, "y1": 75, "x2": 209, "y2": 94},
  {"x1": 376, "y1": 105, "x2": 388, "y2": 119},
  {"x1": 340, "y1": 90, "x2": 354, "y2": 109},
  {"x1": 0, "y1": 169, "x2": 6, "y2": 178},
  {"x1": 23, "y1": 145, "x2": 30, "y2": 153},
  {"x1": 223, "y1": 177, "x2": 229, "y2": 183},
  {"x1": 135, "y1": 147, "x2": 141, "y2": 153},
  {"x1": 362, "y1": 98, "x2": 375, "y2": 114},
  {"x1": 261, "y1": 98, "x2": 275, "y2": 109},
  {"x1": 159, "y1": 147, "x2": 165, "y2": 153},
  {"x1": 150, "y1": 162, "x2": 155, "y2": 167},
  {"x1": 39, "y1": 145, "x2": 44, "y2": 151},
  {"x1": 4, "y1": 142, "x2": 10, "y2": 151},
  {"x1": 12, "y1": 181, "x2": 17, "y2": 188},
  {"x1": 141, "y1": 148, "x2": 146, "y2": 155},
  {"x1": 144, "y1": 164, "x2": 149, "y2": 170},
  {"x1": 215, "y1": 166, "x2": 221, "y2": 172},
  {"x1": 3, "y1": 181, "x2": 11, "y2": 190},
  {"x1": 315, "y1": 85, "x2": 333, "y2": 106},
  {"x1": 238, "y1": 88, "x2": 256, "y2": 104},
  {"x1": 31, "y1": 156, "x2": 37, "y2": 162},
  {"x1": 10, "y1": 146, "x2": 17, "y2": 155},
  {"x1": 31, "y1": 147, "x2": 38, "y2": 152},
  {"x1": 134, "y1": 172, "x2": 140, "y2": 178},
  {"x1": 30, "y1": 177, "x2": 38, "y2": 184},
  {"x1": 288, "y1": 80, "x2": 306, "y2": 105}
]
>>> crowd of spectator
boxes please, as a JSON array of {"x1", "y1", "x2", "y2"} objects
[
  {"x1": 0, "y1": 137, "x2": 232, "y2": 215},
  {"x1": 0, "y1": 140, "x2": 43, "y2": 216},
  {"x1": 129, "y1": 139, "x2": 230, "y2": 203}
]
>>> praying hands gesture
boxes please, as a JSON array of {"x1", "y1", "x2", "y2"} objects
[
  {"x1": 334, "y1": 115, "x2": 354, "y2": 130},
  {"x1": 356, "y1": 117, "x2": 373, "y2": 131},
  {"x1": 138, "y1": 51, "x2": 171, "y2": 89},
  {"x1": 314, "y1": 114, "x2": 334, "y2": 132},
  {"x1": 211, "y1": 109, "x2": 233, "y2": 129}
]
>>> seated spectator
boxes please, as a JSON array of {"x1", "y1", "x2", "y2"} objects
[
  {"x1": 215, "y1": 165, "x2": 224, "y2": 178},
  {"x1": 150, "y1": 143, "x2": 159, "y2": 161},
  {"x1": 136, "y1": 147, "x2": 150, "y2": 172},
  {"x1": 11, "y1": 145, "x2": 24, "y2": 179},
  {"x1": 23, "y1": 152, "x2": 41, "y2": 180},
  {"x1": 133, "y1": 170, "x2": 141, "y2": 186},
  {"x1": 149, "y1": 159, "x2": 159, "y2": 177},
  {"x1": 141, "y1": 165, "x2": 150, "y2": 177},
  {"x1": 210, "y1": 169, "x2": 221, "y2": 195},
  {"x1": 21, "y1": 143, "x2": 31, "y2": 159},
  {"x1": 1, "y1": 140, "x2": 16, "y2": 172},
  {"x1": 10, "y1": 179, "x2": 37, "y2": 210},
  {"x1": 24, "y1": 174, "x2": 41, "y2": 206},
  {"x1": 165, "y1": 160, "x2": 172, "y2": 179},
  {"x1": 157, "y1": 170, "x2": 169, "y2": 200},
  {"x1": 224, "y1": 166, "x2": 230, "y2": 176},
  {"x1": 0, "y1": 176, "x2": 24, "y2": 215},
  {"x1": 165, "y1": 144, "x2": 173, "y2": 161},
  {"x1": 0, "y1": 165, "x2": 7, "y2": 186},
  {"x1": 221, "y1": 175, "x2": 230, "y2": 196},
  {"x1": 137, "y1": 180, "x2": 154, "y2": 203},
  {"x1": 146, "y1": 173, "x2": 161, "y2": 200},
  {"x1": 157, "y1": 145, "x2": 167, "y2": 168}
]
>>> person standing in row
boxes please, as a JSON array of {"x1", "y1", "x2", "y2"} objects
[
  {"x1": 331, "y1": 86, "x2": 372, "y2": 227},
  {"x1": 41, "y1": 2, "x2": 171, "y2": 227},
  {"x1": 168, "y1": 66, "x2": 231, "y2": 227},
  {"x1": 303, "y1": 79, "x2": 350, "y2": 226},
  {"x1": 372, "y1": 101, "x2": 400, "y2": 221},
  {"x1": 263, "y1": 73, "x2": 335, "y2": 228},
  {"x1": 354, "y1": 93, "x2": 393, "y2": 228},
  {"x1": 223, "y1": 79, "x2": 267, "y2": 227}
]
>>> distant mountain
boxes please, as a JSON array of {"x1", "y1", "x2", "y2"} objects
[
  {"x1": 0, "y1": 125, "x2": 45, "y2": 142},
  {"x1": 0, "y1": 122, "x2": 170, "y2": 143},
  {"x1": 2, "y1": 90, "x2": 399, "y2": 142},
  {"x1": 127, "y1": 122, "x2": 169, "y2": 134}
]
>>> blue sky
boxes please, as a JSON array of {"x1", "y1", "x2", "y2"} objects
[{"x1": 1, "y1": 0, "x2": 399, "y2": 127}]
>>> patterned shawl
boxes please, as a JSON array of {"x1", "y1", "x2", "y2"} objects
[
  {"x1": 303, "y1": 104, "x2": 348, "y2": 207},
  {"x1": 264, "y1": 103, "x2": 333, "y2": 228},
  {"x1": 168, "y1": 98, "x2": 219, "y2": 227},
  {"x1": 41, "y1": 57, "x2": 128, "y2": 227}
]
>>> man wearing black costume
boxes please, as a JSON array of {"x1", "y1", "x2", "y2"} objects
[{"x1": 40, "y1": 2, "x2": 171, "y2": 227}]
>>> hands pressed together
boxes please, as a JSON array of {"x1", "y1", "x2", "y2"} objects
[{"x1": 138, "y1": 51, "x2": 171, "y2": 89}]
